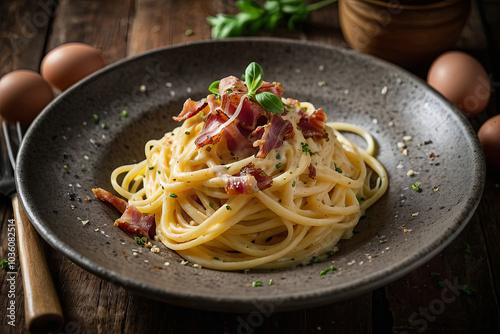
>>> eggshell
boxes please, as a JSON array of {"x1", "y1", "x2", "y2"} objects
[
  {"x1": 41, "y1": 43, "x2": 105, "y2": 91},
  {"x1": 478, "y1": 115, "x2": 500, "y2": 172},
  {"x1": 0, "y1": 70, "x2": 54, "y2": 125},
  {"x1": 427, "y1": 51, "x2": 490, "y2": 117}
]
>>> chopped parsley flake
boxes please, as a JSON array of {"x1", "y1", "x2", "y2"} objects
[
  {"x1": 185, "y1": 131, "x2": 190, "y2": 135},
  {"x1": 92, "y1": 114, "x2": 99, "y2": 123},
  {"x1": 122, "y1": 110, "x2": 128, "y2": 117},
  {"x1": 225, "y1": 166, "x2": 231, "y2": 170},
  {"x1": 251, "y1": 280, "x2": 263, "y2": 287},
  {"x1": 226, "y1": 205, "x2": 232, "y2": 210},
  {"x1": 292, "y1": 180, "x2": 296, "y2": 187},
  {"x1": 134, "y1": 236, "x2": 147, "y2": 246},
  {"x1": 213, "y1": 256, "x2": 220, "y2": 260},
  {"x1": 275, "y1": 163, "x2": 282, "y2": 169},
  {"x1": 209, "y1": 202, "x2": 215, "y2": 209},
  {"x1": 320, "y1": 265, "x2": 337, "y2": 276},
  {"x1": 100, "y1": 122, "x2": 107, "y2": 129},
  {"x1": 169, "y1": 193, "x2": 178, "y2": 198},
  {"x1": 465, "y1": 242, "x2": 472, "y2": 254},
  {"x1": 380, "y1": 239, "x2": 387, "y2": 244},
  {"x1": 276, "y1": 153, "x2": 281, "y2": 159},
  {"x1": 1, "y1": 260, "x2": 8, "y2": 271},
  {"x1": 157, "y1": 170, "x2": 161, "y2": 174},
  {"x1": 334, "y1": 162, "x2": 342, "y2": 173},
  {"x1": 185, "y1": 29, "x2": 194, "y2": 36},
  {"x1": 148, "y1": 166, "x2": 154, "y2": 170},
  {"x1": 268, "y1": 279, "x2": 273, "y2": 285},
  {"x1": 171, "y1": 132, "x2": 175, "y2": 136},
  {"x1": 462, "y1": 284, "x2": 476, "y2": 295},
  {"x1": 438, "y1": 281, "x2": 445, "y2": 288},
  {"x1": 411, "y1": 182, "x2": 421, "y2": 192},
  {"x1": 356, "y1": 195, "x2": 365, "y2": 202},
  {"x1": 301, "y1": 142, "x2": 314, "y2": 156}
]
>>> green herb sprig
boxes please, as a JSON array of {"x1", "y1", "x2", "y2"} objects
[
  {"x1": 134, "y1": 236, "x2": 147, "y2": 246},
  {"x1": 207, "y1": 0, "x2": 338, "y2": 39},
  {"x1": 411, "y1": 182, "x2": 421, "y2": 192},
  {"x1": 209, "y1": 62, "x2": 284, "y2": 114},
  {"x1": 251, "y1": 280, "x2": 263, "y2": 287},
  {"x1": 320, "y1": 265, "x2": 337, "y2": 276}
]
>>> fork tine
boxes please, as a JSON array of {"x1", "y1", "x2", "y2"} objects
[
  {"x1": 0, "y1": 123, "x2": 9, "y2": 178},
  {"x1": 16, "y1": 121, "x2": 23, "y2": 145},
  {"x1": 2, "y1": 121, "x2": 17, "y2": 171}
]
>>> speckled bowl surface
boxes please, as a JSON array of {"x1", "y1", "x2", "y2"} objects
[{"x1": 16, "y1": 38, "x2": 485, "y2": 312}]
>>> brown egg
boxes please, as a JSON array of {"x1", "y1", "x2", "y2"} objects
[
  {"x1": 0, "y1": 70, "x2": 54, "y2": 125},
  {"x1": 41, "y1": 43, "x2": 105, "y2": 91},
  {"x1": 427, "y1": 51, "x2": 490, "y2": 117},
  {"x1": 478, "y1": 115, "x2": 500, "y2": 172}
]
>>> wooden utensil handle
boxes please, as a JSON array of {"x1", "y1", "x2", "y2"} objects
[{"x1": 13, "y1": 195, "x2": 64, "y2": 333}]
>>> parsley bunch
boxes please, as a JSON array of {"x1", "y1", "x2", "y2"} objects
[{"x1": 207, "y1": 0, "x2": 338, "y2": 39}]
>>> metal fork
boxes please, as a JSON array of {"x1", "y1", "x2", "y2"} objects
[{"x1": 1, "y1": 121, "x2": 64, "y2": 332}]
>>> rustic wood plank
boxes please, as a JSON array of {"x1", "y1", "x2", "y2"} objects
[
  {"x1": 127, "y1": 0, "x2": 217, "y2": 57},
  {"x1": 389, "y1": 219, "x2": 500, "y2": 333},
  {"x1": 47, "y1": 0, "x2": 133, "y2": 64},
  {"x1": 0, "y1": 203, "x2": 25, "y2": 333},
  {"x1": 305, "y1": 3, "x2": 346, "y2": 47},
  {"x1": 0, "y1": 0, "x2": 54, "y2": 76}
]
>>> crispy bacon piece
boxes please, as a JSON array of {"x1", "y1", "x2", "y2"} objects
[
  {"x1": 219, "y1": 76, "x2": 247, "y2": 94},
  {"x1": 253, "y1": 115, "x2": 294, "y2": 158},
  {"x1": 240, "y1": 163, "x2": 273, "y2": 190},
  {"x1": 194, "y1": 109, "x2": 230, "y2": 148},
  {"x1": 224, "y1": 175, "x2": 254, "y2": 195},
  {"x1": 257, "y1": 81, "x2": 284, "y2": 98},
  {"x1": 115, "y1": 205, "x2": 156, "y2": 239},
  {"x1": 206, "y1": 94, "x2": 219, "y2": 113},
  {"x1": 224, "y1": 163, "x2": 273, "y2": 195},
  {"x1": 219, "y1": 76, "x2": 283, "y2": 99},
  {"x1": 224, "y1": 122, "x2": 258, "y2": 158},
  {"x1": 221, "y1": 93, "x2": 267, "y2": 130},
  {"x1": 308, "y1": 164, "x2": 317, "y2": 180},
  {"x1": 173, "y1": 98, "x2": 209, "y2": 122},
  {"x1": 298, "y1": 108, "x2": 328, "y2": 139},
  {"x1": 92, "y1": 188, "x2": 128, "y2": 213},
  {"x1": 92, "y1": 188, "x2": 156, "y2": 239}
]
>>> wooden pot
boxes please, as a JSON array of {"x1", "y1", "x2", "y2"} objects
[{"x1": 339, "y1": 0, "x2": 471, "y2": 68}]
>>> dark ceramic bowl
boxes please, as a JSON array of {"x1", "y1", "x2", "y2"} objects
[{"x1": 16, "y1": 38, "x2": 485, "y2": 312}]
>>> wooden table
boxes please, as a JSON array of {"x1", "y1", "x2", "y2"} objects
[{"x1": 1, "y1": 1, "x2": 499, "y2": 333}]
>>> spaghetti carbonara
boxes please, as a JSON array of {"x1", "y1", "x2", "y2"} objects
[{"x1": 98, "y1": 63, "x2": 388, "y2": 271}]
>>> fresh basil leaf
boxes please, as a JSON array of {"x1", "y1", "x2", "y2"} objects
[
  {"x1": 245, "y1": 62, "x2": 263, "y2": 95},
  {"x1": 208, "y1": 80, "x2": 220, "y2": 94},
  {"x1": 255, "y1": 91, "x2": 284, "y2": 114}
]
